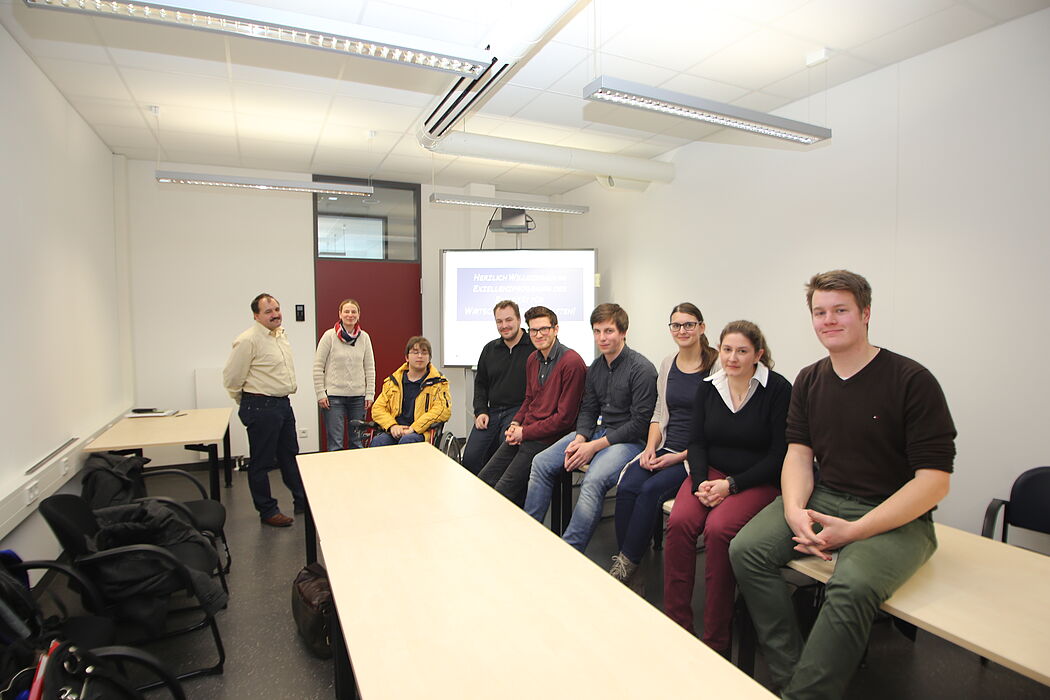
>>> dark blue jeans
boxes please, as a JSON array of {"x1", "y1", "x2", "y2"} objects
[
  {"x1": 461, "y1": 405, "x2": 519, "y2": 474},
  {"x1": 614, "y1": 451, "x2": 687, "y2": 562},
  {"x1": 238, "y1": 393, "x2": 306, "y2": 519},
  {"x1": 322, "y1": 395, "x2": 365, "y2": 450}
]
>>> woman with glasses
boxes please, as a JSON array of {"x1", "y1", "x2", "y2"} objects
[
  {"x1": 663, "y1": 320, "x2": 790, "y2": 656},
  {"x1": 609, "y1": 303, "x2": 718, "y2": 590},
  {"x1": 313, "y1": 299, "x2": 375, "y2": 450}
]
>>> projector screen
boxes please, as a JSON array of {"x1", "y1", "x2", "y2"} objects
[{"x1": 441, "y1": 249, "x2": 597, "y2": 367}]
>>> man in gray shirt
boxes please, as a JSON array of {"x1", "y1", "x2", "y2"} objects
[{"x1": 524, "y1": 303, "x2": 657, "y2": 552}]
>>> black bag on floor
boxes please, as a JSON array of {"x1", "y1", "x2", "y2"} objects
[{"x1": 291, "y1": 563, "x2": 333, "y2": 659}]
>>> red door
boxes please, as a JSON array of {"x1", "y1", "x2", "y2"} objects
[{"x1": 315, "y1": 259, "x2": 422, "y2": 449}]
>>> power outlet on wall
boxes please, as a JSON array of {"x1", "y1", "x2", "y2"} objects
[
  {"x1": 298, "y1": 429, "x2": 309, "y2": 439},
  {"x1": 61, "y1": 457, "x2": 71, "y2": 475},
  {"x1": 23, "y1": 481, "x2": 40, "y2": 505}
]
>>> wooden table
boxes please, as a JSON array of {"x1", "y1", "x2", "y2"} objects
[
  {"x1": 84, "y1": 407, "x2": 234, "y2": 501},
  {"x1": 299, "y1": 443, "x2": 774, "y2": 700},
  {"x1": 774, "y1": 523, "x2": 1050, "y2": 686}
]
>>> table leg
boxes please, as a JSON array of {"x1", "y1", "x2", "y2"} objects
[
  {"x1": 223, "y1": 427, "x2": 233, "y2": 488},
  {"x1": 305, "y1": 499, "x2": 317, "y2": 566},
  {"x1": 331, "y1": 598, "x2": 359, "y2": 699},
  {"x1": 186, "y1": 443, "x2": 221, "y2": 502}
]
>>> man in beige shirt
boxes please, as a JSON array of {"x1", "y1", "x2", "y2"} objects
[{"x1": 223, "y1": 293, "x2": 306, "y2": 527}]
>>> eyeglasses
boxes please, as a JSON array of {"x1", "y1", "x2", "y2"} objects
[
  {"x1": 408, "y1": 349, "x2": 429, "y2": 356},
  {"x1": 668, "y1": 321, "x2": 700, "y2": 332},
  {"x1": 527, "y1": 326, "x2": 554, "y2": 336}
]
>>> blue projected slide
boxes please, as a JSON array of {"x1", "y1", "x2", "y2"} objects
[{"x1": 442, "y1": 250, "x2": 596, "y2": 366}]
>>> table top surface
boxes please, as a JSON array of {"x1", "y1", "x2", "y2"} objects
[
  {"x1": 299, "y1": 443, "x2": 774, "y2": 700},
  {"x1": 786, "y1": 522, "x2": 1050, "y2": 686},
  {"x1": 84, "y1": 407, "x2": 233, "y2": 451}
]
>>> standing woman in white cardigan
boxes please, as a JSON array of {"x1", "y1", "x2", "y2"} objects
[{"x1": 313, "y1": 299, "x2": 376, "y2": 450}]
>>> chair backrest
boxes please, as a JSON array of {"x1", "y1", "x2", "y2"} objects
[
  {"x1": 1007, "y1": 466, "x2": 1050, "y2": 535},
  {"x1": 39, "y1": 494, "x2": 100, "y2": 556}
]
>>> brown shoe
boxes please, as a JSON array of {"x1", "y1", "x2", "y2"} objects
[{"x1": 262, "y1": 512, "x2": 294, "y2": 527}]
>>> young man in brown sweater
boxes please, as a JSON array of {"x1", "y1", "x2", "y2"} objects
[{"x1": 730, "y1": 270, "x2": 957, "y2": 699}]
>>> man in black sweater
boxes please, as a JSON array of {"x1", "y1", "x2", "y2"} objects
[
  {"x1": 462, "y1": 300, "x2": 533, "y2": 474},
  {"x1": 730, "y1": 270, "x2": 957, "y2": 700}
]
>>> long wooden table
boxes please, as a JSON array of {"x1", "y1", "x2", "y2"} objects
[
  {"x1": 299, "y1": 443, "x2": 774, "y2": 700},
  {"x1": 778, "y1": 523, "x2": 1050, "y2": 686},
  {"x1": 84, "y1": 407, "x2": 234, "y2": 500}
]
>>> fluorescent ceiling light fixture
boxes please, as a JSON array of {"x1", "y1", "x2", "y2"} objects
[
  {"x1": 156, "y1": 171, "x2": 374, "y2": 196},
  {"x1": 24, "y1": 0, "x2": 492, "y2": 77},
  {"x1": 429, "y1": 193, "x2": 588, "y2": 215},
  {"x1": 583, "y1": 76, "x2": 832, "y2": 145}
]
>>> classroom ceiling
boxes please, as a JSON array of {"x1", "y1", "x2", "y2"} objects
[{"x1": 1, "y1": 0, "x2": 1046, "y2": 196}]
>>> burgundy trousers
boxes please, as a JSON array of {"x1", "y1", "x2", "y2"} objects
[{"x1": 662, "y1": 468, "x2": 778, "y2": 651}]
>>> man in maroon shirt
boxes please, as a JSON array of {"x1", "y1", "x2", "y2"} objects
[
  {"x1": 730, "y1": 270, "x2": 956, "y2": 700},
  {"x1": 477, "y1": 306, "x2": 586, "y2": 507}
]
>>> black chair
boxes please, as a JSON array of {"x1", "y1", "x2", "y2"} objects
[
  {"x1": 982, "y1": 466, "x2": 1050, "y2": 543},
  {"x1": 38, "y1": 494, "x2": 226, "y2": 687},
  {"x1": 83, "y1": 452, "x2": 232, "y2": 576}
]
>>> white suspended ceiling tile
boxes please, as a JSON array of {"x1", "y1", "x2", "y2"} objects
[
  {"x1": 505, "y1": 41, "x2": 589, "y2": 91},
  {"x1": 659, "y1": 73, "x2": 749, "y2": 104},
  {"x1": 93, "y1": 124, "x2": 158, "y2": 150},
  {"x1": 236, "y1": 113, "x2": 322, "y2": 143},
  {"x1": 159, "y1": 131, "x2": 239, "y2": 155},
  {"x1": 965, "y1": 0, "x2": 1050, "y2": 21},
  {"x1": 327, "y1": 95, "x2": 422, "y2": 130},
  {"x1": 549, "y1": 0, "x2": 636, "y2": 49},
  {"x1": 688, "y1": 29, "x2": 819, "y2": 91},
  {"x1": 512, "y1": 92, "x2": 588, "y2": 129},
  {"x1": 226, "y1": 35, "x2": 347, "y2": 81},
  {"x1": 723, "y1": 0, "x2": 811, "y2": 24},
  {"x1": 475, "y1": 83, "x2": 541, "y2": 118},
  {"x1": 730, "y1": 90, "x2": 793, "y2": 113},
  {"x1": 376, "y1": 152, "x2": 445, "y2": 177},
  {"x1": 359, "y1": 1, "x2": 490, "y2": 46},
  {"x1": 240, "y1": 153, "x2": 315, "y2": 171},
  {"x1": 2, "y1": 2, "x2": 107, "y2": 60},
  {"x1": 484, "y1": 117, "x2": 576, "y2": 144},
  {"x1": 311, "y1": 147, "x2": 386, "y2": 173},
  {"x1": 237, "y1": 139, "x2": 315, "y2": 170},
  {"x1": 151, "y1": 105, "x2": 238, "y2": 137},
  {"x1": 161, "y1": 149, "x2": 243, "y2": 168},
  {"x1": 588, "y1": 53, "x2": 677, "y2": 87},
  {"x1": 10, "y1": 34, "x2": 110, "y2": 64},
  {"x1": 107, "y1": 47, "x2": 229, "y2": 79},
  {"x1": 601, "y1": 8, "x2": 756, "y2": 73},
  {"x1": 772, "y1": 0, "x2": 956, "y2": 49},
  {"x1": 318, "y1": 122, "x2": 401, "y2": 150},
  {"x1": 850, "y1": 5, "x2": 996, "y2": 66},
  {"x1": 231, "y1": 64, "x2": 347, "y2": 95},
  {"x1": 119, "y1": 68, "x2": 233, "y2": 110},
  {"x1": 546, "y1": 53, "x2": 599, "y2": 98},
  {"x1": 235, "y1": 0, "x2": 366, "y2": 21},
  {"x1": 555, "y1": 130, "x2": 642, "y2": 153},
  {"x1": 233, "y1": 82, "x2": 333, "y2": 120},
  {"x1": 660, "y1": 121, "x2": 726, "y2": 142},
  {"x1": 33, "y1": 57, "x2": 131, "y2": 101},
  {"x1": 111, "y1": 146, "x2": 162, "y2": 161},
  {"x1": 68, "y1": 97, "x2": 146, "y2": 128}
]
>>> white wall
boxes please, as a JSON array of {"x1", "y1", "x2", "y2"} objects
[
  {"x1": 124, "y1": 160, "x2": 320, "y2": 464},
  {"x1": 0, "y1": 22, "x2": 132, "y2": 557},
  {"x1": 559, "y1": 10, "x2": 1050, "y2": 547}
]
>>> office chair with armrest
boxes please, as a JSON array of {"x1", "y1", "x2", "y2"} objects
[
  {"x1": 38, "y1": 494, "x2": 226, "y2": 687},
  {"x1": 982, "y1": 466, "x2": 1050, "y2": 543}
]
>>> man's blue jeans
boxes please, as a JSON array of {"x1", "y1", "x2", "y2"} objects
[
  {"x1": 322, "y1": 395, "x2": 365, "y2": 450},
  {"x1": 524, "y1": 429, "x2": 643, "y2": 552}
]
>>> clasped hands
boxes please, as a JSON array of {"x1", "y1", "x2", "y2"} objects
[
  {"x1": 389, "y1": 424, "x2": 416, "y2": 439},
  {"x1": 563, "y1": 436, "x2": 598, "y2": 471},
  {"x1": 787, "y1": 507, "x2": 859, "y2": 561},
  {"x1": 694, "y1": 479, "x2": 730, "y2": 507}
]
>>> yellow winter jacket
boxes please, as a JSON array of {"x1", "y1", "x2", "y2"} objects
[{"x1": 371, "y1": 362, "x2": 452, "y2": 440}]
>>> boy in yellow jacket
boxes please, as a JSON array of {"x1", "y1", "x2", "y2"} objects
[{"x1": 370, "y1": 336, "x2": 451, "y2": 446}]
